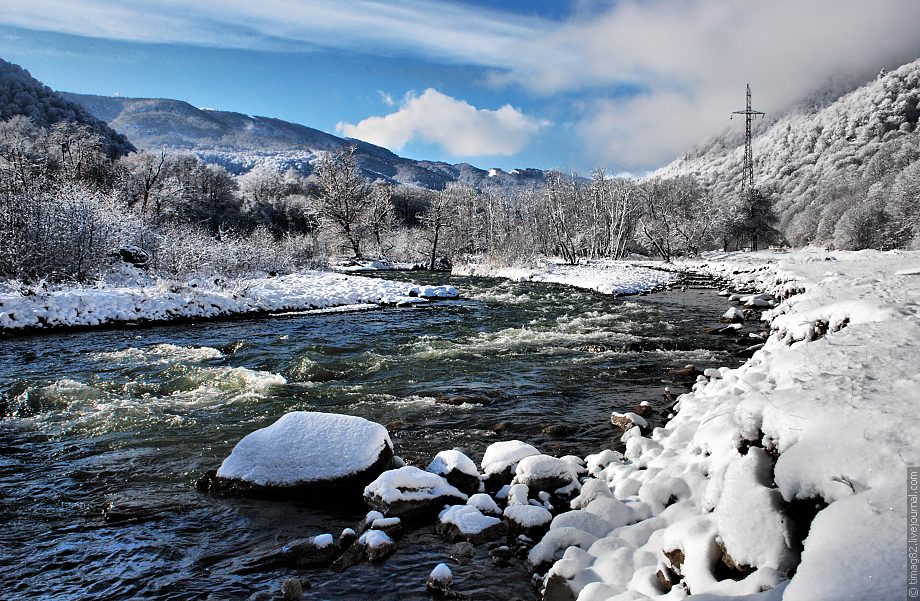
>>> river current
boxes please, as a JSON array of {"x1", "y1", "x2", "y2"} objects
[{"x1": 0, "y1": 273, "x2": 746, "y2": 600}]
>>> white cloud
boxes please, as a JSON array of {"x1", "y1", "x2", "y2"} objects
[
  {"x1": 336, "y1": 89, "x2": 546, "y2": 157},
  {"x1": 0, "y1": 0, "x2": 545, "y2": 67},
  {"x1": 499, "y1": 0, "x2": 920, "y2": 166},
  {"x1": 7, "y1": 0, "x2": 920, "y2": 167}
]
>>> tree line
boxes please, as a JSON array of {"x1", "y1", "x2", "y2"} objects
[{"x1": 0, "y1": 115, "x2": 781, "y2": 285}]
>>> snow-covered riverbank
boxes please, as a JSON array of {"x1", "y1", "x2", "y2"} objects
[
  {"x1": 539, "y1": 248, "x2": 919, "y2": 600},
  {"x1": 0, "y1": 270, "x2": 458, "y2": 333},
  {"x1": 453, "y1": 259, "x2": 677, "y2": 296}
]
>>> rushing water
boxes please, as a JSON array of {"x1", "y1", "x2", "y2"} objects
[{"x1": 0, "y1": 274, "x2": 750, "y2": 601}]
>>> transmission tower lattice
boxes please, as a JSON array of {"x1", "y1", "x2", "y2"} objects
[{"x1": 731, "y1": 83, "x2": 764, "y2": 198}]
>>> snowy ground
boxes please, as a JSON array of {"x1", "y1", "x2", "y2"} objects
[
  {"x1": 541, "y1": 248, "x2": 919, "y2": 600},
  {"x1": 0, "y1": 270, "x2": 458, "y2": 332},
  {"x1": 452, "y1": 258, "x2": 677, "y2": 296}
]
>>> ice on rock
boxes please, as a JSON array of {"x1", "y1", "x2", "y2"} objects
[
  {"x1": 358, "y1": 529, "x2": 392, "y2": 548},
  {"x1": 408, "y1": 285, "x2": 459, "y2": 299},
  {"x1": 363, "y1": 465, "x2": 467, "y2": 516},
  {"x1": 214, "y1": 412, "x2": 392, "y2": 490},
  {"x1": 356, "y1": 529, "x2": 397, "y2": 563},
  {"x1": 550, "y1": 510, "x2": 615, "y2": 539},
  {"x1": 313, "y1": 533, "x2": 334, "y2": 548}
]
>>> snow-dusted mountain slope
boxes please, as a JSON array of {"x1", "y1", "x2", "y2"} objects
[
  {"x1": 654, "y1": 59, "x2": 920, "y2": 247},
  {"x1": 0, "y1": 58, "x2": 134, "y2": 157},
  {"x1": 61, "y1": 92, "x2": 547, "y2": 190}
]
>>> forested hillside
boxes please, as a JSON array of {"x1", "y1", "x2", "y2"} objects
[
  {"x1": 655, "y1": 59, "x2": 920, "y2": 249},
  {"x1": 0, "y1": 59, "x2": 134, "y2": 157}
]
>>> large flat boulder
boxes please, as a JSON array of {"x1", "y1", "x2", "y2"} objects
[{"x1": 199, "y1": 411, "x2": 393, "y2": 499}]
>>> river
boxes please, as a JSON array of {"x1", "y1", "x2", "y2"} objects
[{"x1": 0, "y1": 273, "x2": 749, "y2": 600}]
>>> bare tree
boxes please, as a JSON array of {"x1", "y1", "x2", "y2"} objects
[
  {"x1": 312, "y1": 147, "x2": 369, "y2": 258},
  {"x1": 420, "y1": 186, "x2": 454, "y2": 270}
]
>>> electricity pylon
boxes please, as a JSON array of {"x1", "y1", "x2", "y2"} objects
[{"x1": 731, "y1": 84, "x2": 765, "y2": 198}]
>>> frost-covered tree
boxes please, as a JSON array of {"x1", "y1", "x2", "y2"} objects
[
  {"x1": 635, "y1": 176, "x2": 712, "y2": 260},
  {"x1": 420, "y1": 185, "x2": 455, "y2": 270},
  {"x1": 312, "y1": 147, "x2": 370, "y2": 258}
]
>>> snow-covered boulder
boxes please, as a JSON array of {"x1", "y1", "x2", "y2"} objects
[
  {"x1": 527, "y1": 527, "x2": 599, "y2": 573},
  {"x1": 331, "y1": 529, "x2": 396, "y2": 571},
  {"x1": 480, "y1": 440, "x2": 540, "y2": 489},
  {"x1": 713, "y1": 448, "x2": 798, "y2": 573},
  {"x1": 610, "y1": 411, "x2": 649, "y2": 432},
  {"x1": 202, "y1": 412, "x2": 393, "y2": 498},
  {"x1": 512, "y1": 454, "x2": 581, "y2": 495},
  {"x1": 720, "y1": 306, "x2": 746, "y2": 323},
  {"x1": 467, "y1": 493, "x2": 502, "y2": 516},
  {"x1": 503, "y1": 504, "x2": 553, "y2": 538},
  {"x1": 438, "y1": 504, "x2": 505, "y2": 544},
  {"x1": 363, "y1": 466, "x2": 467, "y2": 517},
  {"x1": 426, "y1": 563, "x2": 453, "y2": 593},
  {"x1": 408, "y1": 285, "x2": 459, "y2": 299},
  {"x1": 426, "y1": 449, "x2": 481, "y2": 495}
]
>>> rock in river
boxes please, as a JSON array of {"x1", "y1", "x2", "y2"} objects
[
  {"x1": 427, "y1": 449, "x2": 482, "y2": 496},
  {"x1": 364, "y1": 466, "x2": 468, "y2": 517},
  {"x1": 198, "y1": 412, "x2": 393, "y2": 499}
]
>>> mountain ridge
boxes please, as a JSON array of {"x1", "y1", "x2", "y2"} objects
[{"x1": 60, "y1": 91, "x2": 548, "y2": 190}]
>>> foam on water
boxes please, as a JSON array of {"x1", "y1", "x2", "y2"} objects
[
  {"x1": 6, "y1": 363, "x2": 287, "y2": 436},
  {"x1": 94, "y1": 343, "x2": 224, "y2": 364}
]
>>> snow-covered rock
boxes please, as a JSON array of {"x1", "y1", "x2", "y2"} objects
[
  {"x1": 438, "y1": 504, "x2": 505, "y2": 544},
  {"x1": 720, "y1": 306, "x2": 746, "y2": 323},
  {"x1": 467, "y1": 493, "x2": 502, "y2": 516},
  {"x1": 480, "y1": 440, "x2": 541, "y2": 489},
  {"x1": 426, "y1": 563, "x2": 453, "y2": 593},
  {"x1": 363, "y1": 466, "x2": 467, "y2": 517},
  {"x1": 512, "y1": 454, "x2": 580, "y2": 494},
  {"x1": 609, "y1": 411, "x2": 648, "y2": 432},
  {"x1": 503, "y1": 504, "x2": 553, "y2": 537},
  {"x1": 359, "y1": 529, "x2": 396, "y2": 563},
  {"x1": 426, "y1": 449, "x2": 481, "y2": 495},
  {"x1": 204, "y1": 412, "x2": 393, "y2": 497}
]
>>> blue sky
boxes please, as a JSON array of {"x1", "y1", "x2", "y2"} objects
[{"x1": 1, "y1": 0, "x2": 918, "y2": 174}]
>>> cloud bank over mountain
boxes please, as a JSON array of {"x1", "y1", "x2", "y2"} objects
[{"x1": 4, "y1": 0, "x2": 920, "y2": 167}]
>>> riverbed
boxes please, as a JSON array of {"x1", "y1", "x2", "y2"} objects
[{"x1": 0, "y1": 273, "x2": 751, "y2": 600}]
